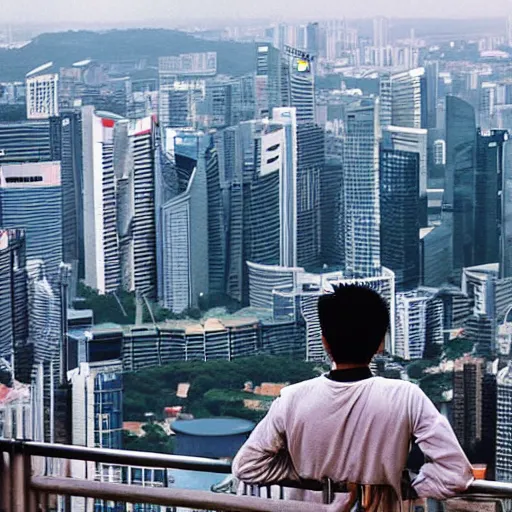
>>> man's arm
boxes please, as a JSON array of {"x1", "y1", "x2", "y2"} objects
[
  {"x1": 232, "y1": 395, "x2": 298, "y2": 484},
  {"x1": 409, "y1": 386, "x2": 474, "y2": 500}
]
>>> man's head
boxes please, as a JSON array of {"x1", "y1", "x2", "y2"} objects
[{"x1": 318, "y1": 285, "x2": 390, "y2": 365}]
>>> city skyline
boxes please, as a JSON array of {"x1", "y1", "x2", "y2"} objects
[{"x1": 3, "y1": 6, "x2": 512, "y2": 509}]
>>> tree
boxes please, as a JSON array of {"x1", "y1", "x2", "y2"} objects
[{"x1": 123, "y1": 424, "x2": 174, "y2": 454}]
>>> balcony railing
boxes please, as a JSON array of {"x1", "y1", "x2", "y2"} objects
[{"x1": 1, "y1": 439, "x2": 512, "y2": 512}]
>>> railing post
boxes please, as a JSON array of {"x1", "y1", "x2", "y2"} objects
[
  {"x1": 0, "y1": 448, "x2": 11, "y2": 512},
  {"x1": 24, "y1": 447, "x2": 37, "y2": 512},
  {"x1": 10, "y1": 441, "x2": 25, "y2": 512}
]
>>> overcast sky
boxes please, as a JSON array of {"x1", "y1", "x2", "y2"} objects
[{"x1": 3, "y1": 0, "x2": 512, "y2": 24}]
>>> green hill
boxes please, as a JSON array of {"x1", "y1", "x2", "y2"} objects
[{"x1": 0, "y1": 29, "x2": 254, "y2": 81}]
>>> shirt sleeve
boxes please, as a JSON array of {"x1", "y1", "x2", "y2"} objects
[
  {"x1": 232, "y1": 395, "x2": 298, "y2": 484},
  {"x1": 409, "y1": 386, "x2": 474, "y2": 500}
]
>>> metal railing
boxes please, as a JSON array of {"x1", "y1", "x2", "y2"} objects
[{"x1": 1, "y1": 439, "x2": 512, "y2": 512}]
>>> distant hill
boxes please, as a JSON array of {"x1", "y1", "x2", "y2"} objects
[{"x1": 0, "y1": 29, "x2": 255, "y2": 81}]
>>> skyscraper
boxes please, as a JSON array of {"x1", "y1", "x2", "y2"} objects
[
  {"x1": 158, "y1": 52, "x2": 217, "y2": 130},
  {"x1": 26, "y1": 260, "x2": 61, "y2": 367},
  {"x1": 161, "y1": 141, "x2": 209, "y2": 313},
  {"x1": 344, "y1": 100, "x2": 381, "y2": 278},
  {"x1": 0, "y1": 120, "x2": 59, "y2": 164},
  {"x1": 69, "y1": 359, "x2": 123, "y2": 512},
  {"x1": 394, "y1": 292, "x2": 428, "y2": 360},
  {"x1": 296, "y1": 123, "x2": 323, "y2": 269},
  {"x1": 126, "y1": 117, "x2": 157, "y2": 297},
  {"x1": 443, "y1": 96, "x2": 477, "y2": 281},
  {"x1": 373, "y1": 17, "x2": 389, "y2": 47},
  {"x1": 25, "y1": 63, "x2": 59, "y2": 120},
  {"x1": 281, "y1": 46, "x2": 315, "y2": 125},
  {"x1": 496, "y1": 361, "x2": 512, "y2": 482},
  {"x1": 380, "y1": 148, "x2": 420, "y2": 291},
  {"x1": 501, "y1": 140, "x2": 512, "y2": 278},
  {"x1": 0, "y1": 229, "x2": 28, "y2": 376},
  {"x1": 474, "y1": 130, "x2": 508, "y2": 268},
  {"x1": 83, "y1": 108, "x2": 158, "y2": 296},
  {"x1": 381, "y1": 125, "x2": 428, "y2": 227},
  {"x1": 306, "y1": 22, "x2": 320, "y2": 56},
  {"x1": 82, "y1": 106, "x2": 123, "y2": 294},
  {"x1": 452, "y1": 356, "x2": 485, "y2": 457},
  {"x1": 203, "y1": 136, "x2": 226, "y2": 296},
  {"x1": 255, "y1": 43, "x2": 281, "y2": 119},
  {"x1": 0, "y1": 162, "x2": 63, "y2": 282},
  {"x1": 272, "y1": 108, "x2": 298, "y2": 268},
  {"x1": 424, "y1": 61, "x2": 439, "y2": 130},
  {"x1": 380, "y1": 68, "x2": 426, "y2": 130},
  {"x1": 58, "y1": 112, "x2": 84, "y2": 277}
]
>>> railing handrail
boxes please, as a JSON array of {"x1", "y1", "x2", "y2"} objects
[
  {"x1": 0, "y1": 438, "x2": 232, "y2": 473},
  {"x1": 31, "y1": 476, "x2": 331, "y2": 512},
  {"x1": 2, "y1": 439, "x2": 512, "y2": 499}
]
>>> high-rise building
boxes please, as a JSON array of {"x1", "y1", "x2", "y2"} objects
[
  {"x1": 507, "y1": 15, "x2": 512, "y2": 47},
  {"x1": 203, "y1": 137, "x2": 226, "y2": 296},
  {"x1": 230, "y1": 74, "x2": 256, "y2": 125},
  {"x1": 320, "y1": 160, "x2": 344, "y2": 268},
  {"x1": 394, "y1": 292, "x2": 428, "y2": 360},
  {"x1": 0, "y1": 120, "x2": 59, "y2": 164},
  {"x1": 373, "y1": 17, "x2": 389, "y2": 47},
  {"x1": 479, "y1": 82, "x2": 497, "y2": 132},
  {"x1": 381, "y1": 125, "x2": 428, "y2": 227},
  {"x1": 496, "y1": 361, "x2": 512, "y2": 482},
  {"x1": 424, "y1": 61, "x2": 439, "y2": 130},
  {"x1": 344, "y1": 100, "x2": 381, "y2": 278},
  {"x1": 443, "y1": 96, "x2": 477, "y2": 281},
  {"x1": 434, "y1": 139, "x2": 446, "y2": 166},
  {"x1": 474, "y1": 130, "x2": 508, "y2": 267},
  {"x1": 0, "y1": 229, "x2": 28, "y2": 376},
  {"x1": 452, "y1": 356, "x2": 485, "y2": 455},
  {"x1": 255, "y1": 43, "x2": 281, "y2": 119},
  {"x1": 501, "y1": 140, "x2": 512, "y2": 278},
  {"x1": 380, "y1": 148, "x2": 420, "y2": 292},
  {"x1": 25, "y1": 63, "x2": 59, "y2": 120},
  {"x1": 420, "y1": 223, "x2": 452, "y2": 287},
  {"x1": 281, "y1": 46, "x2": 316, "y2": 125},
  {"x1": 125, "y1": 117, "x2": 158, "y2": 298},
  {"x1": 161, "y1": 141, "x2": 209, "y2": 313},
  {"x1": 272, "y1": 108, "x2": 299, "y2": 268},
  {"x1": 83, "y1": 108, "x2": 157, "y2": 296},
  {"x1": 202, "y1": 80, "x2": 233, "y2": 128},
  {"x1": 0, "y1": 162, "x2": 63, "y2": 282},
  {"x1": 295, "y1": 123, "x2": 323, "y2": 268},
  {"x1": 82, "y1": 107, "x2": 123, "y2": 294},
  {"x1": 26, "y1": 260, "x2": 61, "y2": 367},
  {"x1": 69, "y1": 359, "x2": 123, "y2": 512},
  {"x1": 462, "y1": 263, "x2": 512, "y2": 354},
  {"x1": 380, "y1": 68, "x2": 426, "y2": 129},
  {"x1": 306, "y1": 22, "x2": 320, "y2": 56},
  {"x1": 57, "y1": 112, "x2": 84, "y2": 278}
]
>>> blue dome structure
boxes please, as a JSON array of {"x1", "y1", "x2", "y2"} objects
[{"x1": 172, "y1": 417, "x2": 255, "y2": 459}]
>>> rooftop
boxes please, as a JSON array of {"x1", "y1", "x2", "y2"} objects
[{"x1": 171, "y1": 417, "x2": 255, "y2": 437}]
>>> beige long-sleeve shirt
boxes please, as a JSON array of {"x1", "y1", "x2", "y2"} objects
[{"x1": 233, "y1": 375, "x2": 473, "y2": 511}]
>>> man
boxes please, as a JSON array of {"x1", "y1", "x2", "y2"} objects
[{"x1": 232, "y1": 285, "x2": 473, "y2": 510}]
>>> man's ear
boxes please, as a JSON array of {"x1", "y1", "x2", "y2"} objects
[{"x1": 377, "y1": 338, "x2": 385, "y2": 354}]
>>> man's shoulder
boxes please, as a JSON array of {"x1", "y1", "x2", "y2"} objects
[
  {"x1": 279, "y1": 376, "x2": 325, "y2": 399},
  {"x1": 373, "y1": 376, "x2": 426, "y2": 397}
]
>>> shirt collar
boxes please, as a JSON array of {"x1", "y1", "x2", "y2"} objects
[{"x1": 326, "y1": 367, "x2": 373, "y2": 383}]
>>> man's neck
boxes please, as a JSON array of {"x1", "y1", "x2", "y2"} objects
[{"x1": 332, "y1": 362, "x2": 370, "y2": 371}]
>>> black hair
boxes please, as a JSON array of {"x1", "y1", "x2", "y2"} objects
[{"x1": 318, "y1": 284, "x2": 390, "y2": 364}]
